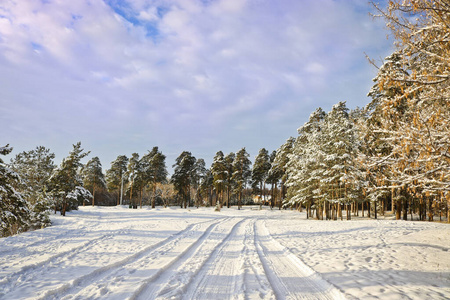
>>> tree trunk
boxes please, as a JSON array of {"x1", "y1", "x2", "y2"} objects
[
  {"x1": 362, "y1": 201, "x2": 364, "y2": 217},
  {"x1": 130, "y1": 183, "x2": 134, "y2": 207},
  {"x1": 402, "y1": 197, "x2": 408, "y2": 221},
  {"x1": 61, "y1": 200, "x2": 67, "y2": 216},
  {"x1": 210, "y1": 189, "x2": 213, "y2": 207},
  {"x1": 374, "y1": 201, "x2": 377, "y2": 219},
  {"x1": 238, "y1": 191, "x2": 242, "y2": 210},
  {"x1": 391, "y1": 188, "x2": 395, "y2": 213},
  {"x1": 428, "y1": 197, "x2": 433, "y2": 222},
  {"x1": 152, "y1": 185, "x2": 156, "y2": 209},
  {"x1": 227, "y1": 185, "x2": 230, "y2": 208},
  {"x1": 396, "y1": 198, "x2": 401, "y2": 220},
  {"x1": 447, "y1": 194, "x2": 450, "y2": 223},
  {"x1": 92, "y1": 185, "x2": 96, "y2": 206},
  {"x1": 271, "y1": 183, "x2": 275, "y2": 209}
]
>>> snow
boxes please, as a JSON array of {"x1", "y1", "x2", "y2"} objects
[{"x1": 0, "y1": 206, "x2": 449, "y2": 300}]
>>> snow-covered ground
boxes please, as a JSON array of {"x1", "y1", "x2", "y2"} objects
[{"x1": 0, "y1": 206, "x2": 449, "y2": 300}]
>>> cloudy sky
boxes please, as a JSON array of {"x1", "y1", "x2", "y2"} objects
[{"x1": 1, "y1": 0, "x2": 392, "y2": 170}]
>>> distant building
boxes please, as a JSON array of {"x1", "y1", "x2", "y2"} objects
[{"x1": 252, "y1": 195, "x2": 272, "y2": 205}]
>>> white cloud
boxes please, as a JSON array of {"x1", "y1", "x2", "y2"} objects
[{"x1": 0, "y1": 0, "x2": 392, "y2": 167}]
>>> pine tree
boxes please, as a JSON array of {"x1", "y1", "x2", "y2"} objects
[
  {"x1": 266, "y1": 150, "x2": 281, "y2": 209},
  {"x1": 232, "y1": 148, "x2": 251, "y2": 209},
  {"x1": 271, "y1": 137, "x2": 294, "y2": 208},
  {"x1": 106, "y1": 155, "x2": 129, "y2": 205},
  {"x1": 0, "y1": 145, "x2": 30, "y2": 237},
  {"x1": 371, "y1": 0, "x2": 450, "y2": 221},
  {"x1": 82, "y1": 156, "x2": 106, "y2": 206},
  {"x1": 211, "y1": 151, "x2": 226, "y2": 208},
  {"x1": 199, "y1": 169, "x2": 214, "y2": 207},
  {"x1": 127, "y1": 153, "x2": 141, "y2": 207},
  {"x1": 252, "y1": 148, "x2": 271, "y2": 208},
  {"x1": 191, "y1": 158, "x2": 207, "y2": 207},
  {"x1": 141, "y1": 147, "x2": 168, "y2": 208},
  {"x1": 224, "y1": 152, "x2": 235, "y2": 208},
  {"x1": 286, "y1": 108, "x2": 327, "y2": 218},
  {"x1": 48, "y1": 142, "x2": 91, "y2": 216},
  {"x1": 9, "y1": 146, "x2": 55, "y2": 229},
  {"x1": 171, "y1": 151, "x2": 196, "y2": 208},
  {"x1": 321, "y1": 102, "x2": 361, "y2": 220}
]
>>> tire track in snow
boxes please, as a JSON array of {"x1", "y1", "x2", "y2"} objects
[
  {"x1": 180, "y1": 218, "x2": 248, "y2": 300},
  {"x1": 38, "y1": 218, "x2": 229, "y2": 300},
  {"x1": 0, "y1": 233, "x2": 113, "y2": 297},
  {"x1": 241, "y1": 218, "x2": 274, "y2": 299},
  {"x1": 254, "y1": 219, "x2": 347, "y2": 300},
  {"x1": 0, "y1": 226, "x2": 118, "y2": 278},
  {"x1": 130, "y1": 217, "x2": 239, "y2": 300},
  {"x1": 0, "y1": 229, "x2": 82, "y2": 256},
  {"x1": 152, "y1": 218, "x2": 248, "y2": 300}
]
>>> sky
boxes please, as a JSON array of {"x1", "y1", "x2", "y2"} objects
[{"x1": 0, "y1": 0, "x2": 392, "y2": 171}]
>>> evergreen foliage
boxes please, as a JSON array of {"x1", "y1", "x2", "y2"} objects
[
  {"x1": 126, "y1": 153, "x2": 141, "y2": 207},
  {"x1": 48, "y1": 142, "x2": 91, "y2": 216},
  {"x1": 106, "y1": 155, "x2": 129, "y2": 205},
  {"x1": 192, "y1": 158, "x2": 207, "y2": 207},
  {"x1": 9, "y1": 146, "x2": 55, "y2": 230},
  {"x1": 82, "y1": 156, "x2": 107, "y2": 206},
  {"x1": 0, "y1": 145, "x2": 31, "y2": 237},
  {"x1": 232, "y1": 148, "x2": 252, "y2": 210},
  {"x1": 211, "y1": 151, "x2": 226, "y2": 208},
  {"x1": 223, "y1": 152, "x2": 236, "y2": 208},
  {"x1": 252, "y1": 148, "x2": 271, "y2": 208},
  {"x1": 366, "y1": 0, "x2": 450, "y2": 221},
  {"x1": 140, "y1": 147, "x2": 168, "y2": 208},
  {"x1": 171, "y1": 151, "x2": 196, "y2": 208}
]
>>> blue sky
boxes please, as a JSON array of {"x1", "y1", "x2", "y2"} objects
[{"x1": 0, "y1": 0, "x2": 391, "y2": 170}]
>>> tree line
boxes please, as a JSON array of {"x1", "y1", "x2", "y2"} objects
[
  {"x1": 1, "y1": 141, "x2": 288, "y2": 237},
  {"x1": 284, "y1": 0, "x2": 450, "y2": 222},
  {"x1": 1, "y1": 0, "x2": 449, "y2": 236}
]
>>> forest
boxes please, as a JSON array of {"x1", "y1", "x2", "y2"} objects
[{"x1": 1, "y1": 0, "x2": 449, "y2": 237}]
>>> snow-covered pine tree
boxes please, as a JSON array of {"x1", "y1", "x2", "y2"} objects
[
  {"x1": 82, "y1": 156, "x2": 106, "y2": 207},
  {"x1": 126, "y1": 153, "x2": 141, "y2": 207},
  {"x1": 140, "y1": 147, "x2": 168, "y2": 208},
  {"x1": 270, "y1": 137, "x2": 294, "y2": 209},
  {"x1": 362, "y1": 52, "x2": 409, "y2": 219},
  {"x1": 47, "y1": 142, "x2": 91, "y2": 216},
  {"x1": 286, "y1": 108, "x2": 327, "y2": 218},
  {"x1": 321, "y1": 102, "x2": 361, "y2": 220},
  {"x1": 199, "y1": 169, "x2": 214, "y2": 207},
  {"x1": 9, "y1": 146, "x2": 55, "y2": 229},
  {"x1": 371, "y1": 0, "x2": 450, "y2": 222},
  {"x1": 0, "y1": 145, "x2": 31, "y2": 236}
]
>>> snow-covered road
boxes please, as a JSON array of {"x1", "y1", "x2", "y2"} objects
[{"x1": 0, "y1": 207, "x2": 449, "y2": 299}]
